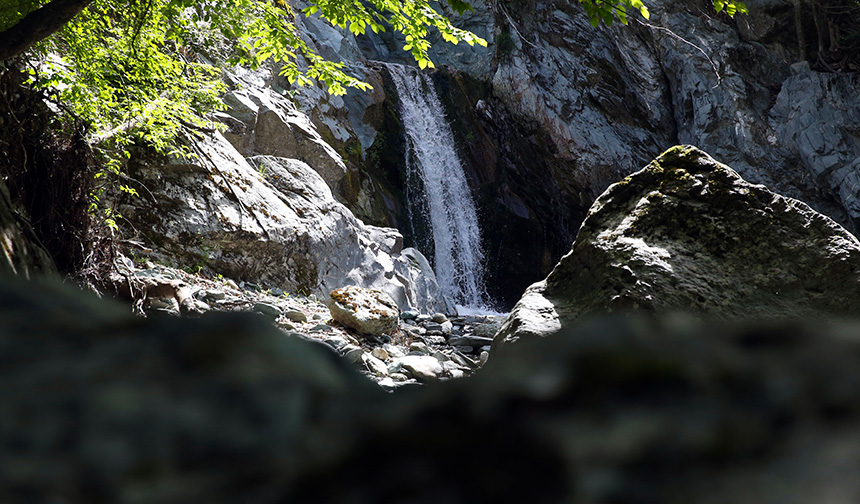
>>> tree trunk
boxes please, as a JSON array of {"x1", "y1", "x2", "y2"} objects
[
  {"x1": 794, "y1": 0, "x2": 807, "y2": 60},
  {"x1": 0, "y1": 0, "x2": 95, "y2": 61}
]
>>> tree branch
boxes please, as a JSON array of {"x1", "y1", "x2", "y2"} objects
[{"x1": 0, "y1": 0, "x2": 95, "y2": 61}]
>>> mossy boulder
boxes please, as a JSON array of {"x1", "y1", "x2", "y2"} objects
[{"x1": 495, "y1": 145, "x2": 860, "y2": 351}]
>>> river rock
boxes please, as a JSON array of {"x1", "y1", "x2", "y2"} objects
[
  {"x1": 395, "y1": 355, "x2": 444, "y2": 383},
  {"x1": 495, "y1": 146, "x2": 860, "y2": 351},
  {"x1": 328, "y1": 285, "x2": 399, "y2": 336}
]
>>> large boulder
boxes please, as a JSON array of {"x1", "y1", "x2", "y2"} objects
[
  {"x1": 7, "y1": 275, "x2": 860, "y2": 503},
  {"x1": 118, "y1": 132, "x2": 452, "y2": 314},
  {"x1": 494, "y1": 146, "x2": 860, "y2": 350}
]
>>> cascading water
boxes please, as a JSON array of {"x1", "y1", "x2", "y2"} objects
[{"x1": 385, "y1": 63, "x2": 492, "y2": 311}]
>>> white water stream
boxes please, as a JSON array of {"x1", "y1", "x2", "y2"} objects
[{"x1": 385, "y1": 63, "x2": 492, "y2": 311}]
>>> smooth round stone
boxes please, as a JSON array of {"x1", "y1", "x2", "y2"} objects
[
  {"x1": 342, "y1": 346, "x2": 364, "y2": 363},
  {"x1": 371, "y1": 347, "x2": 390, "y2": 361},
  {"x1": 400, "y1": 310, "x2": 420, "y2": 320},
  {"x1": 284, "y1": 310, "x2": 308, "y2": 323},
  {"x1": 396, "y1": 355, "x2": 443, "y2": 383},
  {"x1": 409, "y1": 342, "x2": 430, "y2": 355},
  {"x1": 431, "y1": 313, "x2": 448, "y2": 323},
  {"x1": 479, "y1": 351, "x2": 490, "y2": 366},
  {"x1": 362, "y1": 353, "x2": 389, "y2": 377},
  {"x1": 390, "y1": 372, "x2": 409, "y2": 382},
  {"x1": 253, "y1": 302, "x2": 282, "y2": 318},
  {"x1": 453, "y1": 345, "x2": 474, "y2": 353}
]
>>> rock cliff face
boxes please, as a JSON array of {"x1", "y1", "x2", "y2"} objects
[
  {"x1": 494, "y1": 146, "x2": 860, "y2": 351},
  {"x1": 117, "y1": 75, "x2": 453, "y2": 314},
  {"x1": 290, "y1": 0, "x2": 860, "y2": 308}
]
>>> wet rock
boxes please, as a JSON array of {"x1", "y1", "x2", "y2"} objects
[{"x1": 328, "y1": 285, "x2": 399, "y2": 336}]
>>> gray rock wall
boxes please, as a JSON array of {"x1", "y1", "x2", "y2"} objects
[{"x1": 286, "y1": 0, "x2": 860, "y2": 307}]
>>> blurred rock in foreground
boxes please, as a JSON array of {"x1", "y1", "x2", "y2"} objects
[{"x1": 3, "y1": 275, "x2": 860, "y2": 503}]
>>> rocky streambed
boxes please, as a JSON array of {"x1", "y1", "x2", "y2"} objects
[{"x1": 113, "y1": 256, "x2": 503, "y2": 389}]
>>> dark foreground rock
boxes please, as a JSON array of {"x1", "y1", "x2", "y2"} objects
[
  {"x1": 5, "y1": 275, "x2": 860, "y2": 503},
  {"x1": 495, "y1": 145, "x2": 860, "y2": 351}
]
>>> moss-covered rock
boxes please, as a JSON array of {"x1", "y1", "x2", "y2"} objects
[{"x1": 495, "y1": 145, "x2": 860, "y2": 351}]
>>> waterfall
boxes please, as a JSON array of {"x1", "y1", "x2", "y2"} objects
[{"x1": 385, "y1": 63, "x2": 492, "y2": 311}]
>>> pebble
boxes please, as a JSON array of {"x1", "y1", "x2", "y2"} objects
[
  {"x1": 371, "y1": 347, "x2": 390, "y2": 361},
  {"x1": 448, "y1": 335, "x2": 493, "y2": 347},
  {"x1": 362, "y1": 353, "x2": 389, "y2": 377},
  {"x1": 416, "y1": 314, "x2": 431, "y2": 323},
  {"x1": 432, "y1": 313, "x2": 448, "y2": 323},
  {"x1": 253, "y1": 302, "x2": 282, "y2": 319},
  {"x1": 378, "y1": 377, "x2": 397, "y2": 390},
  {"x1": 453, "y1": 345, "x2": 474, "y2": 353},
  {"x1": 342, "y1": 345, "x2": 364, "y2": 364},
  {"x1": 148, "y1": 298, "x2": 175, "y2": 310},
  {"x1": 309, "y1": 324, "x2": 333, "y2": 332},
  {"x1": 440, "y1": 320, "x2": 453, "y2": 335},
  {"x1": 480, "y1": 351, "x2": 490, "y2": 366},
  {"x1": 383, "y1": 344, "x2": 405, "y2": 358},
  {"x1": 390, "y1": 372, "x2": 409, "y2": 382},
  {"x1": 279, "y1": 321, "x2": 297, "y2": 331},
  {"x1": 324, "y1": 336, "x2": 348, "y2": 350},
  {"x1": 422, "y1": 335, "x2": 446, "y2": 346},
  {"x1": 409, "y1": 342, "x2": 430, "y2": 355},
  {"x1": 284, "y1": 310, "x2": 308, "y2": 323},
  {"x1": 400, "y1": 310, "x2": 419, "y2": 320},
  {"x1": 396, "y1": 356, "x2": 443, "y2": 383}
]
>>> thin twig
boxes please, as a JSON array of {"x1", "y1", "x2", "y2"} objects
[
  {"x1": 498, "y1": 3, "x2": 538, "y2": 49},
  {"x1": 632, "y1": 17, "x2": 723, "y2": 86}
]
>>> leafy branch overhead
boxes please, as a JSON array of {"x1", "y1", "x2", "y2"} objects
[{"x1": 0, "y1": 0, "x2": 747, "y2": 226}]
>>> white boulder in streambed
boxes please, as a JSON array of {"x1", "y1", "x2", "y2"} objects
[{"x1": 328, "y1": 285, "x2": 399, "y2": 336}]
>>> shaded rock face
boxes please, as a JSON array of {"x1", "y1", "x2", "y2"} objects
[
  {"x1": 7, "y1": 276, "x2": 860, "y2": 503},
  {"x1": 119, "y1": 132, "x2": 452, "y2": 313},
  {"x1": 495, "y1": 146, "x2": 860, "y2": 350},
  {"x1": 0, "y1": 179, "x2": 57, "y2": 279}
]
